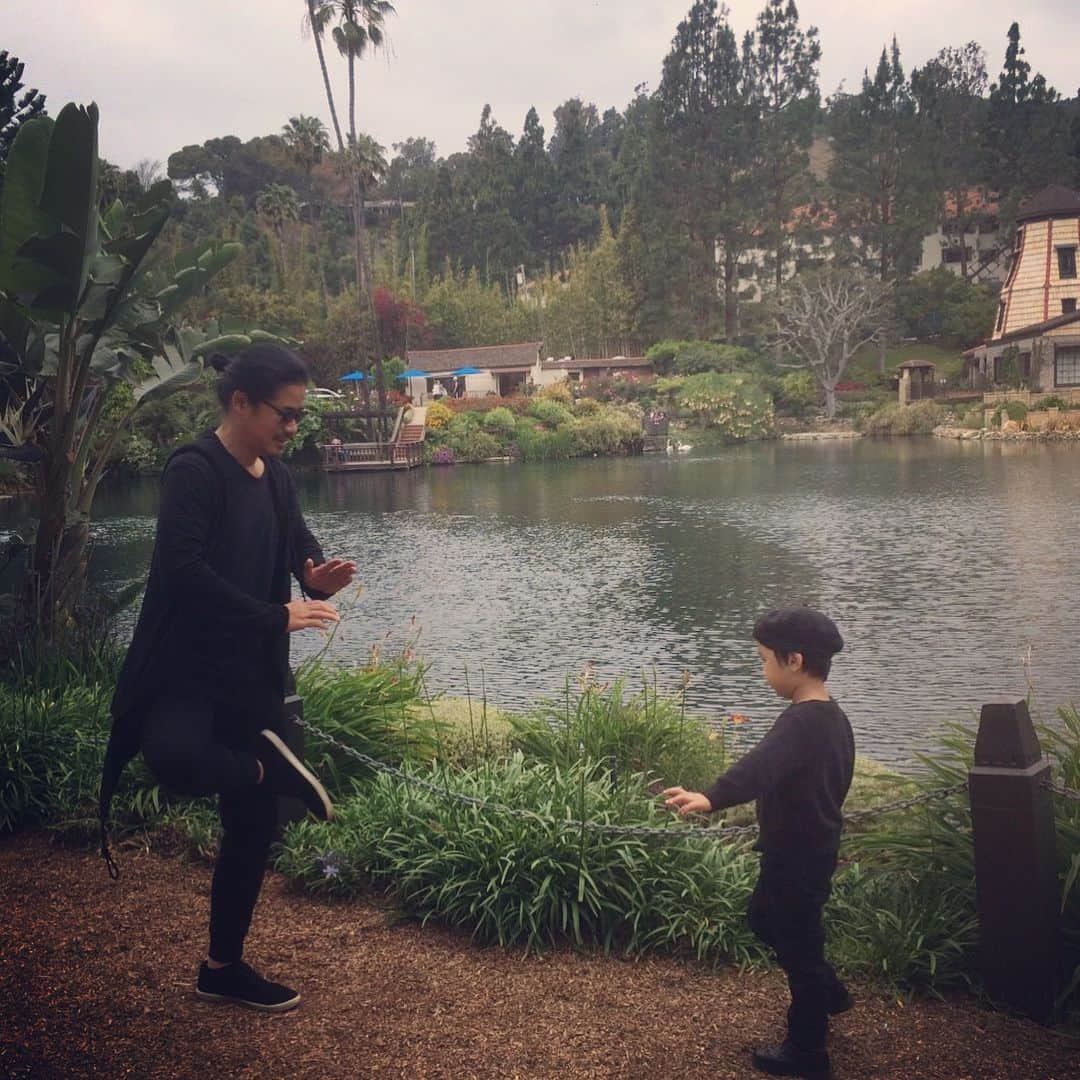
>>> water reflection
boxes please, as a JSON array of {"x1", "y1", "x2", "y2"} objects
[{"x1": 3, "y1": 437, "x2": 1077, "y2": 767}]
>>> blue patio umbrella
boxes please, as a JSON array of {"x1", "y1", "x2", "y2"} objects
[
  {"x1": 396, "y1": 369, "x2": 429, "y2": 379},
  {"x1": 449, "y1": 366, "x2": 482, "y2": 376},
  {"x1": 339, "y1": 371, "x2": 367, "y2": 381}
]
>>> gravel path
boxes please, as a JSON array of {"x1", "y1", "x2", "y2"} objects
[{"x1": 1, "y1": 832, "x2": 1076, "y2": 1079}]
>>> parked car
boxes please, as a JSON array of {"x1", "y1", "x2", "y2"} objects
[{"x1": 308, "y1": 387, "x2": 343, "y2": 400}]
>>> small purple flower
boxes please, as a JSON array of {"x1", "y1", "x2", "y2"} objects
[{"x1": 316, "y1": 851, "x2": 341, "y2": 880}]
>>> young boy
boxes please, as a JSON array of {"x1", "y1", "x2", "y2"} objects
[{"x1": 664, "y1": 607, "x2": 854, "y2": 1078}]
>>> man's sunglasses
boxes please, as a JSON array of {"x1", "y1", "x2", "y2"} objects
[{"x1": 264, "y1": 401, "x2": 307, "y2": 425}]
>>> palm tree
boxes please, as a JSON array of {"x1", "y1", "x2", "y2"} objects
[
  {"x1": 283, "y1": 116, "x2": 332, "y2": 311},
  {"x1": 302, "y1": 2, "x2": 345, "y2": 153},
  {"x1": 301, "y1": 0, "x2": 396, "y2": 426},
  {"x1": 326, "y1": 0, "x2": 395, "y2": 151},
  {"x1": 282, "y1": 115, "x2": 330, "y2": 176},
  {"x1": 255, "y1": 183, "x2": 301, "y2": 287}
]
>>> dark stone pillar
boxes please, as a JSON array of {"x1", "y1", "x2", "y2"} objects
[{"x1": 968, "y1": 700, "x2": 1062, "y2": 1022}]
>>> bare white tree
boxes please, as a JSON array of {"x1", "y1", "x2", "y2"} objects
[
  {"x1": 774, "y1": 270, "x2": 893, "y2": 419},
  {"x1": 134, "y1": 158, "x2": 162, "y2": 192}
]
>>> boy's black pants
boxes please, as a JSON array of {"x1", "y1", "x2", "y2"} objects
[
  {"x1": 747, "y1": 850, "x2": 843, "y2": 1050},
  {"x1": 141, "y1": 693, "x2": 278, "y2": 966}
]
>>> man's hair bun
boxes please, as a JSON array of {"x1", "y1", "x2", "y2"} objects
[{"x1": 208, "y1": 353, "x2": 231, "y2": 374}]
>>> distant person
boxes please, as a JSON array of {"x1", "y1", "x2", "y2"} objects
[
  {"x1": 431, "y1": 379, "x2": 447, "y2": 400},
  {"x1": 99, "y1": 344, "x2": 357, "y2": 1013},
  {"x1": 663, "y1": 608, "x2": 854, "y2": 1078}
]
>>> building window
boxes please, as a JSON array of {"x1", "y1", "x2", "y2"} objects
[
  {"x1": 996, "y1": 300, "x2": 1006, "y2": 331},
  {"x1": 1056, "y1": 345, "x2": 1080, "y2": 387},
  {"x1": 1058, "y1": 246, "x2": 1078, "y2": 279},
  {"x1": 1063, "y1": 298, "x2": 1078, "y2": 315}
]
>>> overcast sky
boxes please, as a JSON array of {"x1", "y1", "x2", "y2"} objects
[{"x1": 3, "y1": 2, "x2": 1078, "y2": 172}]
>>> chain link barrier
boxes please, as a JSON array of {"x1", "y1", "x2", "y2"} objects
[
  {"x1": 1043, "y1": 777, "x2": 1080, "y2": 804},
  {"x1": 298, "y1": 718, "x2": 970, "y2": 843}
]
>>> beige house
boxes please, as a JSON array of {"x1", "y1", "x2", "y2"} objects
[
  {"x1": 404, "y1": 342, "x2": 543, "y2": 400},
  {"x1": 917, "y1": 189, "x2": 1009, "y2": 285},
  {"x1": 404, "y1": 343, "x2": 654, "y2": 401},
  {"x1": 966, "y1": 185, "x2": 1080, "y2": 391}
]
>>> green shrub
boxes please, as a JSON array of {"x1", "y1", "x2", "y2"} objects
[
  {"x1": 275, "y1": 754, "x2": 764, "y2": 958},
  {"x1": 860, "y1": 401, "x2": 944, "y2": 435},
  {"x1": 961, "y1": 406, "x2": 986, "y2": 429},
  {"x1": 481, "y1": 406, "x2": 517, "y2": 437},
  {"x1": 1004, "y1": 400, "x2": 1028, "y2": 422},
  {"x1": 776, "y1": 370, "x2": 819, "y2": 417},
  {"x1": 568, "y1": 411, "x2": 641, "y2": 456},
  {"x1": 1032, "y1": 395, "x2": 1071, "y2": 411},
  {"x1": 515, "y1": 422, "x2": 575, "y2": 461},
  {"x1": 535, "y1": 381, "x2": 574, "y2": 405},
  {"x1": 529, "y1": 397, "x2": 574, "y2": 427},
  {"x1": 673, "y1": 342, "x2": 756, "y2": 375},
  {"x1": 676, "y1": 373, "x2": 775, "y2": 440},
  {"x1": 572, "y1": 396, "x2": 602, "y2": 416}
]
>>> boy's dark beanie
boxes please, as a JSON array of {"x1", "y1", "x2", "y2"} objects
[{"x1": 753, "y1": 607, "x2": 844, "y2": 657}]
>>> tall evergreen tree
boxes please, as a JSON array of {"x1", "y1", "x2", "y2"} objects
[
  {"x1": 550, "y1": 98, "x2": 602, "y2": 252},
  {"x1": 830, "y1": 39, "x2": 935, "y2": 281},
  {"x1": 983, "y1": 22, "x2": 1071, "y2": 218},
  {"x1": 747, "y1": 0, "x2": 821, "y2": 294},
  {"x1": 911, "y1": 43, "x2": 990, "y2": 281},
  {"x1": 514, "y1": 107, "x2": 556, "y2": 269},
  {"x1": 647, "y1": 0, "x2": 756, "y2": 338}
]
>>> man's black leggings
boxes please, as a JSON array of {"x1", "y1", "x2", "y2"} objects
[
  {"x1": 747, "y1": 851, "x2": 845, "y2": 1050},
  {"x1": 141, "y1": 695, "x2": 277, "y2": 966}
]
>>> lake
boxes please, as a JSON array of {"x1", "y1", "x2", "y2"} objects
[{"x1": 4, "y1": 436, "x2": 1078, "y2": 768}]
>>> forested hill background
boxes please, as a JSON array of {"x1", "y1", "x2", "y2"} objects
[{"x1": 3, "y1": 8, "x2": 1079, "y2": 374}]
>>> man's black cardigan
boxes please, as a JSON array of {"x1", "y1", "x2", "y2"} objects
[{"x1": 98, "y1": 432, "x2": 328, "y2": 872}]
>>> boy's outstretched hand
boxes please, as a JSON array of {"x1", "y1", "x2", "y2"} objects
[{"x1": 663, "y1": 786, "x2": 713, "y2": 817}]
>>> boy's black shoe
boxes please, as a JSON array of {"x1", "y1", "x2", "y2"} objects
[
  {"x1": 827, "y1": 985, "x2": 854, "y2": 1015},
  {"x1": 752, "y1": 1040, "x2": 830, "y2": 1078},
  {"x1": 256, "y1": 729, "x2": 334, "y2": 821},
  {"x1": 196, "y1": 961, "x2": 301, "y2": 1012}
]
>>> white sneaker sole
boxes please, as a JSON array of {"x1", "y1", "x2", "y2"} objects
[
  {"x1": 259, "y1": 728, "x2": 335, "y2": 822},
  {"x1": 196, "y1": 987, "x2": 301, "y2": 1012}
]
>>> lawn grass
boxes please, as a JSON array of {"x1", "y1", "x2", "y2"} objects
[{"x1": 847, "y1": 342, "x2": 966, "y2": 385}]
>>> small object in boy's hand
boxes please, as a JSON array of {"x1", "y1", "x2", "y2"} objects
[{"x1": 645, "y1": 778, "x2": 665, "y2": 796}]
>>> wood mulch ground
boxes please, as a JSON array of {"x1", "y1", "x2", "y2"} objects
[{"x1": 1, "y1": 832, "x2": 1076, "y2": 1080}]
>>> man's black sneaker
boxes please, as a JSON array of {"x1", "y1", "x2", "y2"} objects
[
  {"x1": 196, "y1": 961, "x2": 300, "y2": 1012},
  {"x1": 752, "y1": 1039, "x2": 830, "y2": 1078},
  {"x1": 827, "y1": 984, "x2": 854, "y2": 1015},
  {"x1": 256, "y1": 729, "x2": 334, "y2": 821}
]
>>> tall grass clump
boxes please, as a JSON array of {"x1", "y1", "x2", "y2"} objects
[
  {"x1": 276, "y1": 753, "x2": 764, "y2": 961},
  {"x1": 507, "y1": 676, "x2": 727, "y2": 793},
  {"x1": 293, "y1": 657, "x2": 444, "y2": 798},
  {"x1": 860, "y1": 400, "x2": 944, "y2": 435},
  {"x1": 832, "y1": 710, "x2": 1080, "y2": 1017},
  {"x1": 0, "y1": 679, "x2": 187, "y2": 839}
]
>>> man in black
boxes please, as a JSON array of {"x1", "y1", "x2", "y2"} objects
[
  {"x1": 100, "y1": 344, "x2": 355, "y2": 1012},
  {"x1": 664, "y1": 608, "x2": 854, "y2": 1078}
]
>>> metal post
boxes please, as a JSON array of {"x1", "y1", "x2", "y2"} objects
[
  {"x1": 277, "y1": 693, "x2": 307, "y2": 832},
  {"x1": 968, "y1": 700, "x2": 1061, "y2": 1022}
]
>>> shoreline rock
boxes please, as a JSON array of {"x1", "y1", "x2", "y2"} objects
[
  {"x1": 933, "y1": 424, "x2": 1080, "y2": 442},
  {"x1": 781, "y1": 430, "x2": 863, "y2": 441}
]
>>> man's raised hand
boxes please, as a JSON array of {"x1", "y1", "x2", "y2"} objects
[
  {"x1": 303, "y1": 557, "x2": 356, "y2": 597},
  {"x1": 285, "y1": 599, "x2": 340, "y2": 633}
]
